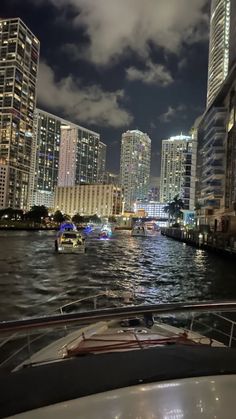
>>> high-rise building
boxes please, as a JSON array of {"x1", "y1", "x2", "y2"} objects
[
  {"x1": 97, "y1": 141, "x2": 107, "y2": 183},
  {"x1": 0, "y1": 18, "x2": 39, "y2": 209},
  {"x1": 120, "y1": 130, "x2": 151, "y2": 211},
  {"x1": 54, "y1": 184, "x2": 122, "y2": 217},
  {"x1": 30, "y1": 110, "x2": 105, "y2": 209},
  {"x1": 58, "y1": 124, "x2": 77, "y2": 187},
  {"x1": 58, "y1": 122, "x2": 105, "y2": 186},
  {"x1": 160, "y1": 134, "x2": 197, "y2": 210},
  {"x1": 207, "y1": 0, "x2": 231, "y2": 106},
  {"x1": 196, "y1": 107, "x2": 227, "y2": 226},
  {"x1": 196, "y1": 63, "x2": 236, "y2": 232},
  {"x1": 29, "y1": 109, "x2": 60, "y2": 208}
]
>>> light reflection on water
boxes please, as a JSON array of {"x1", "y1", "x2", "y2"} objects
[{"x1": 0, "y1": 230, "x2": 235, "y2": 320}]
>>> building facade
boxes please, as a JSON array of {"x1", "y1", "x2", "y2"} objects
[
  {"x1": 207, "y1": 0, "x2": 233, "y2": 106},
  {"x1": 54, "y1": 184, "x2": 122, "y2": 217},
  {"x1": 196, "y1": 63, "x2": 236, "y2": 232},
  {"x1": 196, "y1": 107, "x2": 227, "y2": 227},
  {"x1": 29, "y1": 110, "x2": 106, "y2": 208},
  {"x1": 97, "y1": 141, "x2": 107, "y2": 183},
  {"x1": 135, "y1": 201, "x2": 168, "y2": 219},
  {"x1": 58, "y1": 122, "x2": 105, "y2": 186},
  {"x1": 160, "y1": 134, "x2": 196, "y2": 210},
  {"x1": 58, "y1": 124, "x2": 77, "y2": 187},
  {"x1": 103, "y1": 171, "x2": 120, "y2": 185},
  {"x1": 120, "y1": 130, "x2": 151, "y2": 211},
  {"x1": 29, "y1": 109, "x2": 60, "y2": 208},
  {"x1": 0, "y1": 18, "x2": 39, "y2": 209}
]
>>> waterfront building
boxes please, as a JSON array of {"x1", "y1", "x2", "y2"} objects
[
  {"x1": 0, "y1": 18, "x2": 39, "y2": 209},
  {"x1": 196, "y1": 63, "x2": 236, "y2": 232},
  {"x1": 54, "y1": 184, "x2": 122, "y2": 217},
  {"x1": 29, "y1": 109, "x2": 60, "y2": 208},
  {"x1": 120, "y1": 130, "x2": 151, "y2": 211},
  {"x1": 58, "y1": 123, "x2": 105, "y2": 186},
  {"x1": 160, "y1": 134, "x2": 197, "y2": 210},
  {"x1": 207, "y1": 0, "x2": 236, "y2": 106},
  {"x1": 58, "y1": 124, "x2": 77, "y2": 187},
  {"x1": 30, "y1": 109, "x2": 106, "y2": 208},
  {"x1": 135, "y1": 201, "x2": 168, "y2": 219}
]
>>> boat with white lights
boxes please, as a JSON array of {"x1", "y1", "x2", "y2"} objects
[
  {"x1": 99, "y1": 224, "x2": 112, "y2": 239},
  {"x1": 0, "y1": 300, "x2": 236, "y2": 418},
  {"x1": 55, "y1": 222, "x2": 86, "y2": 253},
  {"x1": 144, "y1": 221, "x2": 160, "y2": 236}
]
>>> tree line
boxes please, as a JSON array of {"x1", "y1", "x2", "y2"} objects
[{"x1": 0, "y1": 206, "x2": 107, "y2": 225}]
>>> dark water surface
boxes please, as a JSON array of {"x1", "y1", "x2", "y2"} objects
[{"x1": 0, "y1": 230, "x2": 235, "y2": 320}]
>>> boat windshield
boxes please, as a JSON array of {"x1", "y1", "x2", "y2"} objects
[{"x1": 62, "y1": 233, "x2": 78, "y2": 239}]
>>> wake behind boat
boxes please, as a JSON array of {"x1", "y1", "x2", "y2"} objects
[{"x1": 55, "y1": 222, "x2": 86, "y2": 254}]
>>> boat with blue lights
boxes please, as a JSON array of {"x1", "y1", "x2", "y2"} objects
[
  {"x1": 55, "y1": 222, "x2": 86, "y2": 253},
  {"x1": 99, "y1": 224, "x2": 112, "y2": 239}
]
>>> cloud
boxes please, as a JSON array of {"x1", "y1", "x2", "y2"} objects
[
  {"x1": 178, "y1": 58, "x2": 188, "y2": 70},
  {"x1": 37, "y1": 61, "x2": 133, "y2": 128},
  {"x1": 126, "y1": 60, "x2": 173, "y2": 86},
  {"x1": 44, "y1": 0, "x2": 208, "y2": 65},
  {"x1": 158, "y1": 104, "x2": 186, "y2": 123},
  {"x1": 150, "y1": 121, "x2": 157, "y2": 130}
]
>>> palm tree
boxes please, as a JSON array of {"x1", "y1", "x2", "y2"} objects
[
  {"x1": 72, "y1": 213, "x2": 85, "y2": 224},
  {"x1": 164, "y1": 195, "x2": 184, "y2": 226}
]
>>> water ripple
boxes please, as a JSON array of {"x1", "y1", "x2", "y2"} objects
[{"x1": 0, "y1": 230, "x2": 235, "y2": 320}]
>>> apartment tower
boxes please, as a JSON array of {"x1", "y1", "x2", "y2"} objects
[
  {"x1": 0, "y1": 18, "x2": 39, "y2": 209},
  {"x1": 160, "y1": 134, "x2": 197, "y2": 210},
  {"x1": 120, "y1": 130, "x2": 151, "y2": 211}
]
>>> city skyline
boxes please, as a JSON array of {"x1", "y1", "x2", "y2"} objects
[{"x1": 1, "y1": 0, "x2": 211, "y2": 177}]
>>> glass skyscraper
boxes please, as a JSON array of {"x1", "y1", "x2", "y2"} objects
[
  {"x1": 58, "y1": 123, "x2": 105, "y2": 187},
  {"x1": 29, "y1": 109, "x2": 60, "y2": 208},
  {"x1": 160, "y1": 134, "x2": 197, "y2": 210},
  {"x1": 207, "y1": 0, "x2": 231, "y2": 106},
  {"x1": 30, "y1": 110, "x2": 106, "y2": 208},
  {"x1": 120, "y1": 130, "x2": 151, "y2": 211},
  {"x1": 0, "y1": 18, "x2": 39, "y2": 209}
]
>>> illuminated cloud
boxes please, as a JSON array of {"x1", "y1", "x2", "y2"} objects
[
  {"x1": 46, "y1": 0, "x2": 208, "y2": 65},
  {"x1": 37, "y1": 61, "x2": 133, "y2": 128},
  {"x1": 126, "y1": 61, "x2": 173, "y2": 86}
]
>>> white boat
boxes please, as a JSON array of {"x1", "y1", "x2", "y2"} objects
[
  {"x1": 55, "y1": 222, "x2": 86, "y2": 253},
  {"x1": 131, "y1": 224, "x2": 147, "y2": 237},
  {"x1": 144, "y1": 221, "x2": 160, "y2": 235},
  {"x1": 0, "y1": 300, "x2": 236, "y2": 418},
  {"x1": 99, "y1": 224, "x2": 112, "y2": 239}
]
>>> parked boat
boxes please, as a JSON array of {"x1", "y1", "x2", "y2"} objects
[
  {"x1": 55, "y1": 222, "x2": 86, "y2": 253},
  {"x1": 1, "y1": 300, "x2": 236, "y2": 418},
  {"x1": 144, "y1": 221, "x2": 160, "y2": 236}
]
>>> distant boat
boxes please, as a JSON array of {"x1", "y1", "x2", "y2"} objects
[
  {"x1": 99, "y1": 224, "x2": 112, "y2": 239},
  {"x1": 144, "y1": 221, "x2": 160, "y2": 235},
  {"x1": 55, "y1": 222, "x2": 86, "y2": 253},
  {"x1": 131, "y1": 224, "x2": 147, "y2": 237}
]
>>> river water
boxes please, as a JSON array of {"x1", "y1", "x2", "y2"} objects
[{"x1": 0, "y1": 230, "x2": 235, "y2": 321}]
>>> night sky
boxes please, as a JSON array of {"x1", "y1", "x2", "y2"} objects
[{"x1": 1, "y1": 0, "x2": 211, "y2": 181}]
